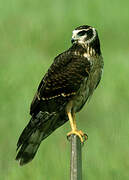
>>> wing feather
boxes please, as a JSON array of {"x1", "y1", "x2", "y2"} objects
[{"x1": 30, "y1": 50, "x2": 91, "y2": 115}]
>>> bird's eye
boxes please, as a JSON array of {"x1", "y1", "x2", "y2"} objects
[
  {"x1": 86, "y1": 29, "x2": 93, "y2": 38},
  {"x1": 77, "y1": 30, "x2": 86, "y2": 36}
]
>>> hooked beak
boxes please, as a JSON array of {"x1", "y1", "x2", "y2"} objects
[
  {"x1": 71, "y1": 37, "x2": 78, "y2": 44},
  {"x1": 71, "y1": 38, "x2": 75, "y2": 43}
]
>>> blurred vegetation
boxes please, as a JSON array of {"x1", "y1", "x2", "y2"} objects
[{"x1": 0, "y1": 0, "x2": 129, "y2": 179}]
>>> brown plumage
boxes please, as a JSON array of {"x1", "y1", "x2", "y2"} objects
[{"x1": 16, "y1": 25, "x2": 104, "y2": 165}]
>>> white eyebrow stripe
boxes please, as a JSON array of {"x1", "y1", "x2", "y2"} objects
[{"x1": 72, "y1": 27, "x2": 93, "y2": 34}]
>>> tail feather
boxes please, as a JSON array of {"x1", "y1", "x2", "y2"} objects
[
  {"x1": 16, "y1": 111, "x2": 55, "y2": 165},
  {"x1": 16, "y1": 131, "x2": 42, "y2": 165}
]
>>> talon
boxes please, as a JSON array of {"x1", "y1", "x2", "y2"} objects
[
  {"x1": 84, "y1": 133, "x2": 88, "y2": 141},
  {"x1": 67, "y1": 129, "x2": 87, "y2": 143},
  {"x1": 66, "y1": 104, "x2": 88, "y2": 144},
  {"x1": 67, "y1": 134, "x2": 71, "y2": 142}
]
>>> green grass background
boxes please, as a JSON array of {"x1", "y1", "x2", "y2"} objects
[{"x1": 0, "y1": 0, "x2": 129, "y2": 179}]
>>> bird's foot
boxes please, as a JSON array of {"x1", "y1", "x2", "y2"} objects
[{"x1": 67, "y1": 129, "x2": 88, "y2": 143}]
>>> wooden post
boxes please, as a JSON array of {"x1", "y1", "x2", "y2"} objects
[{"x1": 70, "y1": 135, "x2": 82, "y2": 180}]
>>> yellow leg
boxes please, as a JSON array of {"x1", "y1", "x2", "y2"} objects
[{"x1": 67, "y1": 110, "x2": 88, "y2": 143}]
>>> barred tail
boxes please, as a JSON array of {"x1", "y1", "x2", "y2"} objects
[{"x1": 16, "y1": 111, "x2": 55, "y2": 166}]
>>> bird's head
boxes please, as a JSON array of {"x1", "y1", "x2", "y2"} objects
[
  {"x1": 71, "y1": 25, "x2": 98, "y2": 46},
  {"x1": 71, "y1": 25, "x2": 101, "y2": 55}
]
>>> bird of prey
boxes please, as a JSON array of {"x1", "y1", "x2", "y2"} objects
[{"x1": 16, "y1": 25, "x2": 104, "y2": 165}]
